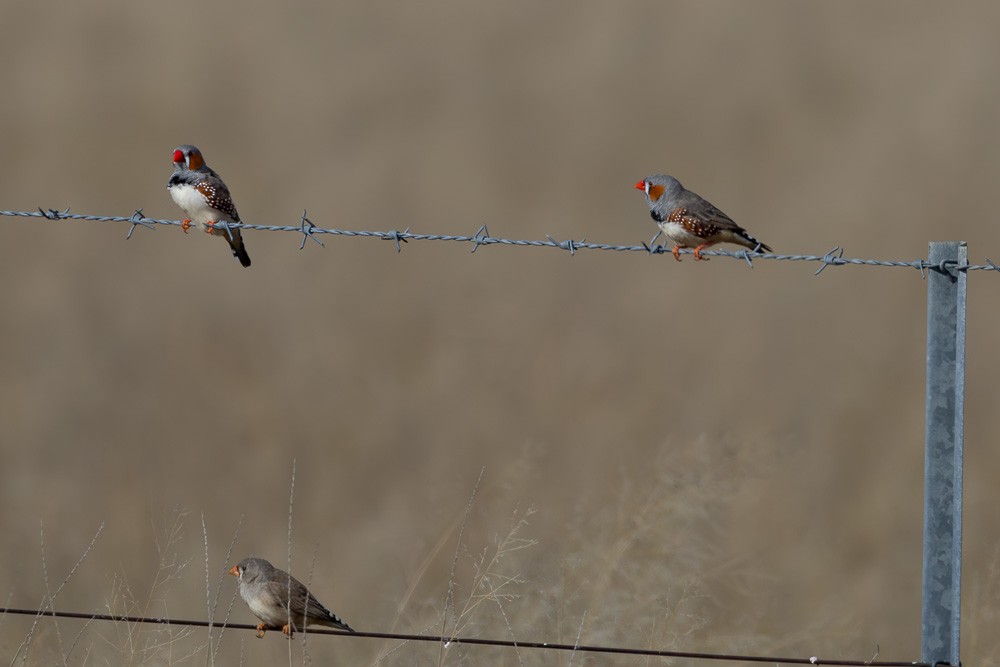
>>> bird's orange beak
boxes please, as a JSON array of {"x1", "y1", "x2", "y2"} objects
[
  {"x1": 227, "y1": 565, "x2": 239, "y2": 577},
  {"x1": 633, "y1": 180, "x2": 645, "y2": 191}
]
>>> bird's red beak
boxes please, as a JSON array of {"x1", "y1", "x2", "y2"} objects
[
  {"x1": 633, "y1": 180, "x2": 645, "y2": 191},
  {"x1": 173, "y1": 149, "x2": 184, "y2": 164},
  {"x1": 227, "y1": 565, "x2": 239, "y2": 577}
]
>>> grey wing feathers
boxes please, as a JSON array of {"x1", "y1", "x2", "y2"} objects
[
  {"x1": 290, "y1": 585, "x2": 354, "y2": 631},
  {"x1": 288, "y1": 587, "x2": 329, "y2": 620},
  {"x1": 687, "y1": 197, "x2": 740, "y2": 231},
  {"x1": 264, "y1": 572, "x2": 302, "y2": 604}
]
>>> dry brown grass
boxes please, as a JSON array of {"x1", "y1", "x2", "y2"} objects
[{"x1": 4, "y1": 1, "x2": 1000, "y2": 664}]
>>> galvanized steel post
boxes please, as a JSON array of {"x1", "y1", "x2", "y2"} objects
[{"x1": 921, "y1": 242, "x2": 967, "y2": 667}]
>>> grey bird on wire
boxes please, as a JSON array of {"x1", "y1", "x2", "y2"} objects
[
  {"x1": 634, "y1": 174, "x2": 771, "y2": 261},
  {"x1": 228, "y1": 557, "x2": 355, "y2": 638}
]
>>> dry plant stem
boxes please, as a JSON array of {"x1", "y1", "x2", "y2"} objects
[
  {"x1": 376, "y1": 503, "x2": 467, "y2": 663},
  {"x1": 299, "y1": 541, "x2": 321, "y2": 666},
  {"x1": 644, "y1": 607, "x2": 660, "y2": 667},
  {"x1": 141, "y1": 626, "x2": 197, "y2": 662},
  {"x1": 491, "y1": 593, "x2": 523, "y2": 667},
  {"x1": 103, "y1": 509, "x2": 191, "y2": 663},
  {"x1": 450, "y1": 508, "x2": 535, "y2": 638},
  {"x1": 400, "y1": 512, "x2": 463, "y2": 623},
  {"x1": 437, "y1": 481, "x2": 538, "y2": 666},
  {"x1": 39, "y1": 522, "x2": 69, "y2": 665},
  {"x1": 103, "y1": 575, "x2": 134, "y2": 656},
  {"x1": 134, "y1": 508, "x2": 189, "y2": 653},
  {"x1": 9, "y1": 521, "x2": 104, "y2": 667},
  {"x1": 568, "y1": 610, "x2": 587, "y2": 667},
  {"x1": 63, "y1": 616, "x2": 96, "y2": 663},
  {"x1": 302, "y1": 637, "x2": 312, "y2": 667},
  {"x1": 211, "y1": 516, "x2": 244, "y2": 665},
  {"x1": 369, "y1": 621, "x2": 439, "y2": 667},
  {"x1": 437, "y1": 467, "x2": 485, "y2": 667},
  {"x1": 202, "y1": 512, "x2": 212, "y2": 662},
  {"x1": 287, "y1": 459, "x2": 296, "y2": 667}
]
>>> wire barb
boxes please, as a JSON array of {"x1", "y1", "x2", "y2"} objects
[
  {"x1": 213, "y1": 220, "x2": 237, "y2": 243},
  {"x1": 382, "y1": 228, "x2": 410, "y2": 253},
  {"x1": 126, "y1": 209, "x2": 155, "y2": 240},
  {"x1": 298, "y1": 210, "x2": 325, "y2": 249},
  {"x1": 470, "y1": 224, "x2": 491, "y2": 253},
  {"x1": 545, "y1": 234, "x2": 585, "y2": 256},
  {"x1": 38, "y1": 207, "x2": 69, "y2": 220},
  {"x1": 642, "y1": 231, "x2": 666, "y2": 255},
  {"x1": 814, "y1": 246, "x2": 845, "y2": 276}
]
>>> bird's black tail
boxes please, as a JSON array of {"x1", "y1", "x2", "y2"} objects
[{"x1": 230, "y1": 238, "x2": 252, "y2": 267}]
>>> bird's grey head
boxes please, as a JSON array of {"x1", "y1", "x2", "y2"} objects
[
  {"x1": 171, "y1": 144, "x2": 207, "y2": 172},
  {"x1": 232, "y1": 557, "x2": 273, "y2": 583},
  {"x1": 638, "y1": 174, "x2": 683, "y2": 199}
]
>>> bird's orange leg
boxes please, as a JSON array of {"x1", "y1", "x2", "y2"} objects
[
  {"x1": 205, "y1": 220, "x2": 216, "y2": 234},
  {"x1": 255, "y1": 623, "x2": 267, "y2": 638},
  {"x1": 671, "y1": 245, "x2": 683, "y2": 262},
  {"x1": 282, "y1": 624, "x2": 295, "y2": 638},
  {"x1": 693, "y1": 244, "x2": 711, "y2": 261},
  {"x1": 181, "y1": 219, "x2": 192, "y2": 234}
]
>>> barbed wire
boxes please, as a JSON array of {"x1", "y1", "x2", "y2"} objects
[
  {"x1": 0, "y1": 607, "x2": 933, "y2": 666},
  {"x1": 1, "y1": 207, "x2": 992, "y2": 276}
]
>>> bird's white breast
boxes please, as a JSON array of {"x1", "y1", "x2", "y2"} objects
[
  {"x1": 168, "y1": 182, "x2": 228, "y2": 231},
  {"x1": 658, "y1": 221, "x2": 704, "y2": 248},
  {"x1": 243, "y1": 587, "x2": 286, "y2": 626}
]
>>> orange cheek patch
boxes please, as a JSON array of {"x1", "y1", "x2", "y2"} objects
[
  {"x1": 187, "y1": 152, "x2": 204, "y2": 170},
  {"x1": 647, "y1": 184, "x2": 665, "y2": 202}
]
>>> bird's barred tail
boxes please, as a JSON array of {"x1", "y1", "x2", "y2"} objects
[
  {"x1": 737, "y1": 228, "x2": 772, "y2": 254},
  {"x1": 326, "y1": 612, "x2": 355, "y2": 632}
]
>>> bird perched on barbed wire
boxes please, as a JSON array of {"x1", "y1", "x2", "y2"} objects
[
  {"x1": 634, "y1": 174, "x2": 771, "y2": 261},
  {"x1": 228, "y1": 557, "x2": 355, "y2": 638},
  {"x1": 167, "y1": 144, "x2": 252, "y2": 267}
]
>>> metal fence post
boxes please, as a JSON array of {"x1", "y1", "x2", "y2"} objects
[{"x1": 922, "y1": 242, "x2": 967, "y2": 667}]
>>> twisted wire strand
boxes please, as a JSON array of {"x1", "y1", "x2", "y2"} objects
[
  {"x1": 0, "y1": 607, "x2": 931, "y2": 666},
  {"x1": 1, "y1": 208, "x2": 989, "y2": 274}
]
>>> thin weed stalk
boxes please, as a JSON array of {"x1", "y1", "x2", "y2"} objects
[
  {"x1": 10, "y1": 521, "x2": 104, "y2": 667},
  {"x1": 437, "y1": 467, "x2": 485, "y2": 667}
]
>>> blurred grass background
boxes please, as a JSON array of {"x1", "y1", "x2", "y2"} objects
[{"x1": 2, "y1": 1, "x2": 1000, "y2": 664}]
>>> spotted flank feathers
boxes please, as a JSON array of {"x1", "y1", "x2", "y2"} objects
[{"x1": 667, "y1": 208, "x2": 771, "y2": 253}]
